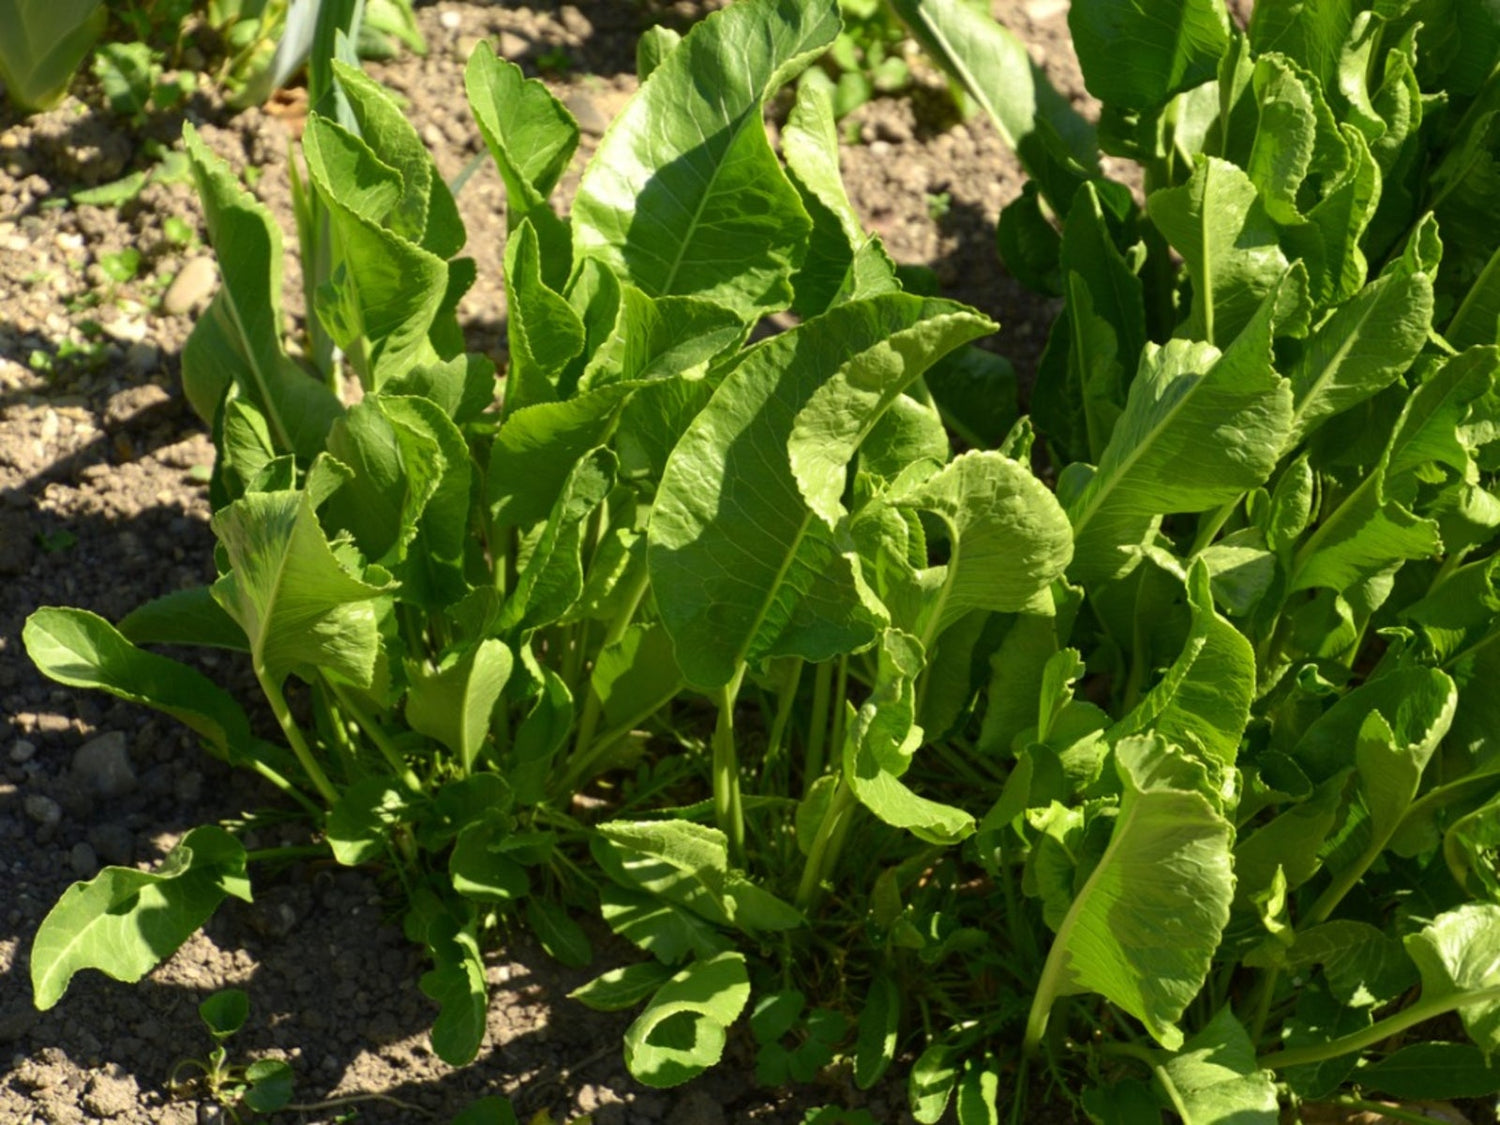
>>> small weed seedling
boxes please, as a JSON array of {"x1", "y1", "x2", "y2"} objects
[{"x1": 168, "y1": 990, "x2": 292, "y2": 1122}]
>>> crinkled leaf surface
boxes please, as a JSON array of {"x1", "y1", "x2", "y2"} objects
[
  {"x1": 1030, "y1": 735, "x2": 1235, "y2": 1050},
  {"x1": 211, "y1": 488, "x2": 393, "y2": 687},
  {"x1": 1405, "y1": 903, "x2": 1500, "y2": 1053},
  {"x1": 650, "y1": 294, "x2": 990, "y2": 689},
  {"x1": 1070, "y1": 0, "x2": 1230, "y2": 111},
  {"x1": 1158, "y1": 1008, "x2": 1279, "y2": 1125}
]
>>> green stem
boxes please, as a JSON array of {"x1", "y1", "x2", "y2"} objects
[
  {"x1": 1257, "y1": 985, "x2": 1500, "y2": 1071},
  {"x1": 246, "y1": 758, "x2": 323, "y2": 818},
  {"x1": 1189, "y1": 499, "x2": 1238, "y2": 557},
  {"x1": 795, "y1": 778, "x2": 857, "y2": 911},
  {"x1": 257, "y1": 670, "x2": 339, "y2": 806},
  {"x1": 828, "y1": 655, "x2": 849, "y2": 770},
  {"x1": 245, "y1": 844, "x2": 331, "y2": 864},
  {"x1": 804, "y1": 660, "x2": 834, "y2": 796},
  {"x1": 714, "y1": 668, "x2": 748, "y2": 868},
  {"x1": 567, "y1": 566, "x2": 651, "y2": 780},
  {"x1": 761, "y1": 658, "x2": 804, "y2": 790},
  {"x1": 322, "y1": 675, "x2": 422, "y2": 792}
]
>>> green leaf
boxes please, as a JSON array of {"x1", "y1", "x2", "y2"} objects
[
  {"x1": 449, "y1": 821, "x2": 530, "y2": 902},
  {"x1": 465, "y1": 42, "x2": 575, "y2": 289},
  {"x1": 1067, "y1": 295, "x2": 1294, "y2": 586},
  {"x1": 1284, "y1": 921, "x2": 1419, "y2": 1008},
  {"x1": 1108, "y1": 560, "x2": 1255, "y2": 768},
  {"x1": 406, "y1": 639, "x2": 512, "y2": 772},
  {"x1": 419, "y1": 913, "x2": 489, "y2": 1066},
  {"x1": 242, "y1": 1058, "x2": 294, "y2": 1113},
  {"x1": 1069, "y1": 0, "x2": 1231, "y2": 112},
  {"x1": 909, "y1": 1040, "x2": 960, "y2": 1124},
  {"x1": 598, "y1": 884, "x2": 729, "y2": 965},
  {"x1": 31, "y1": 826, "x2": 250, "y2": 1010},
  {"x1": 1404, "y1": 903, "x2": 1500, "y2": 1053},
  {"x1": 636, "y1": 25, "x2": 681, "y2": 81},
  {"x1": 570, "y1": 961, "x2": 676, "y2": 1012},
  {"x1": 650, "y1": 294, "x2": 991, "y2": 689},
  {"x1": 854, "y1": 973, "x2": 899, "y2": 1090},
  {"x1": 448, "y1": 1096, "x2": 519, "y2": 1125},
  {"x1": 24, "y1": 607, "x2": 255, "y2": 765},
  {"x1": 783, "y1": 70, "x2": 898, "y2": 316},
  {"x1": 117, "y1": 586, "x2": 249, "y2": 652},
  {"x1": 0, "y1": 0, "x2": 105, "y2": 112},
  {"x1": 1360, "y1": 1041, "x2": 1500, "y2": 1100},
  {"x1": 198, "y1": 988, "x2": 249, "y2": 1037},
  {"x1": 500, "y1": 219, "x2": 586, "y2": 412},
  {"x1": 571, "y1": 0, "x2": 838, "y2": 318},
  {"x1": 501, "y1": 449, "x2": 615, "y2": 632},
  {"x1": 1158, "y1": 1008, "x2": 1279, "y2": 1125},
  {"x1": 210, "y1": 487, "x2": 393, "y2": 688},
  {"x1": 1147, "y1": 158, "x2": 1296, "y2": 348},
  {"x1": 1284, "y1": 260, "x2": 1434, "y2": 449},
  {"x1": 623, "y1": 951, "x2": 751, "y2": 1088},
  {"x1": 1027, "y1": 735, "x2": 1235, "y2": 1050},
  {"x1": 181, "y1": 124, "x2": 342, "y2": 457},
  {"x1": 525, "y1": 897, "x2": 592, "y2": 968},
  {"x1": 327, "y1": 779, "x2": 412, "y2": 866},
  {"x1": 887, "y1": 0, "x2": 1096, "y2": 212},
  {"x1": 890, "y1": 450, "x2": 1074, "y2": 645},
  {"x1": 843, "y1": 631, "x2": 975, "y2": 845},
  {"x1": 302, "y1": 114, "x2": 449, "y2": 389},
  {"x1": 1248, "y1": 0, "x2": 1356, "y2": 91}
]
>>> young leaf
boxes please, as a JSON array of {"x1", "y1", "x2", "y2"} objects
[
  {"x1": 854, "y1": 973, "x2": 899, "y2": 1090},
  {"x1": 650, "y1": 294, "x2": 991, "y2": 690},
  {"x1": 211, "y1": 487, "x2": 394, "y2": 689},
  {"x1": 24, "y1": 607, "x2": 255, "y2": 765},
  {"x1": 465, "y1": 42, "x2": 576, "y2": 289},
  {"x1": 570, "y1": 0, "x2": 839, "y2": 318},
  {"x1": 117, "y1": 586, "x2": 249, "y2": 652},
  {"x1": 405, "y1": 639, "x2": 513, "y2": 773},
  {"x1": 1026, "y1": 735, "x2": 1235, "y2": 1051},
  {"x1": 525, "y1": 897, "x2": 593, "y2": 969},
  {"x1": 570, "y1": 961, "x2": 676, "y2": 1012},
  {"x1": 31, "y1": 827, "x2": 251, "y2": 1010},
  {"x1": 500, "y1": 219, "x2": 586, "y2": 412},
  {"x1": 623, "y1": 952, "x2": 751, "y2": 1088},
  {"x1": 181, "y1": 124, "x2": 342, "y2": 457}
]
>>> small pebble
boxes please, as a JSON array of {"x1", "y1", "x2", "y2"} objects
[
  {"x1": 438, "y1": 8, "x2": 461, "y2": 29},
  {"x1": 161, "y1": 256, "x2": 217, "y2": 316},
  {"x1": 69, "y1": 841, "x2": 99, "y2": 878},
  {"x1": 8, "y1": 739, "x2": 35, "y2": 763},
  {"x1": 24, "y1": 794, "x2": 61, "y2": 829},
  {"x1": 72, "y1": 731, "x2": 136, "y2": 798}
]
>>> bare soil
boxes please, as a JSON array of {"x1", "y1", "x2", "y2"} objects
[{"x1": 0, "y1": 2, "x2": 1083, "y2": 1121}]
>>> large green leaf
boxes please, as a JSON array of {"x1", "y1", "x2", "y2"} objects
[
  {"x1": 1158, "y1": 1008, "x2": 1279, "y2": 1125},
  {"x1": 302, "y1": 113, "x2": 449, "y2": 389},
  {"x1": 0, "y1": 0, "x2": 104, "y2": 112},
  {"x1": 1247, "y1": 0, "x2": 1356, "y2": 91},
  {"x1": 1405, "y1": 904, "x2": 1500, "y2": 1053},
  {"x1": 623, "y1": 951, "x2": 751, "y2": 1088},
  {"x1": 1284, "y1": 265, "x2": 1434, "y2": 449},
  {"x1": 1066, "y1": 294, "x2": 1294, "y2": 586},
  {"x1": 1108, "y1": 560, "x2": 1254, "y2": 768},
  {"x1": 1027, "y1": 735, "x2": 1235, "y2": 1050},
  {"x1": 211, "y1": 487, "x2": 393, "y2": 687},
  {"x1": 405, "y1": 639, "x2": 512, "y2": 773},
  {"x1": 888, "y1": 451, "x2": 1074, "y2": 646},
  {"x1": 886, "y1": 0, "x2": 1096, "y2": 212},
  {"x1": 181, "y1": 124, "x2": 342, "y2": 458},
  {"x1": 570, "y1": 0, "x2": 838, "y2": 318},
  {"x1": 1147, "y1": 158, "x2": 1297, "y2": 348},
  {"x1": 1069, "y1": 0, "x2": 1231, "y2": 112},
  {"x1": 418, "y1": 913, "x2": 489, "y2": 1066},
  {"x1": 650, "y1": 294, "x2": 991, "y2": 689},
  {"x1": 31, "y1": 827, "x2": 251, "y2": 1010},
  {"x1": 24, "y1": 608, "x2": 255, "y2": 765}
]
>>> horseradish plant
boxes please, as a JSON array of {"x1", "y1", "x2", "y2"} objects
[{"x1": 23, "y1": 0, "x2": 1500, "y2": 1120}]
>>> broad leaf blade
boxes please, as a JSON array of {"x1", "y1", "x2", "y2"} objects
[
  {"x1": 570, "y1": 0, "x2": 838, "y2": 318},
  {"x1": 31, "y1": 827, "x2": 250, "y2": 1010}
]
